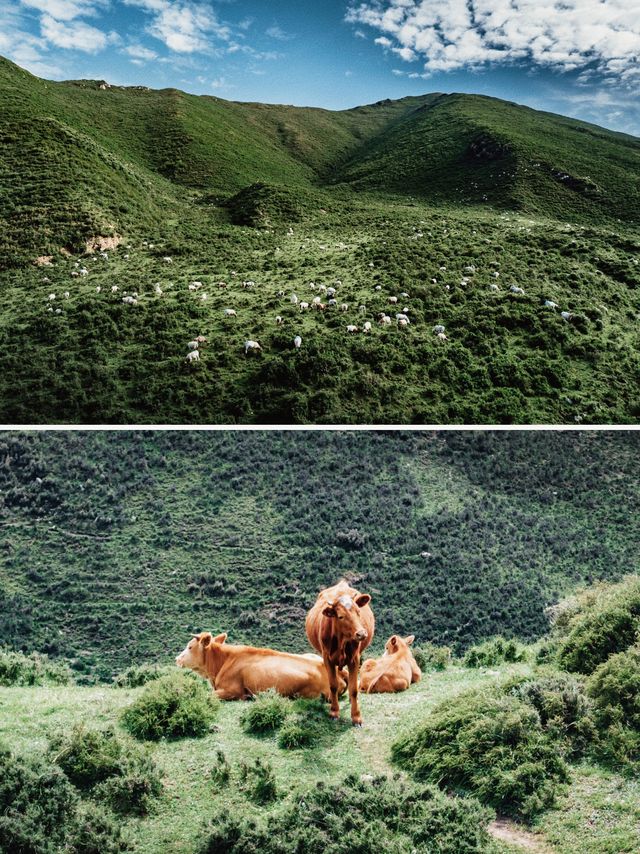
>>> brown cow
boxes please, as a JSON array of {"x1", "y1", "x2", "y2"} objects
[
  {"x1": 175, "y1": 632, "x2": 347, "y2": 701},
  {"x1": 305, "y1": 579, "x2": 375, "y2": 726},
  {"x1": 360, "y1": 634, "x2": 421, "y2": 694}
]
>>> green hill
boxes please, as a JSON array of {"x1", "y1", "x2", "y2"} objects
[
  {"x1": 1, "y1": 56, "x2": 640, "y2": 424},
  {"x1": 0, "y1": 430, "x2": 638, "y2": 681}
]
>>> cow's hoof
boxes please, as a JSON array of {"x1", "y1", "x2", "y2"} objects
[
  {"x1": 330, "y1": 716, "x2": 340, "y2": 724},
  {"x1": 352, "y1": 721, "x2": 363, "y2": 728}
]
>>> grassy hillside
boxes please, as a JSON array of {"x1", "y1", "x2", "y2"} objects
[
  {"x1": 0, "y1": 430, "x2": 638, "y2": 681},
  {"x1": 1, "y1": 56, "x2": 640, "y2": 424}
]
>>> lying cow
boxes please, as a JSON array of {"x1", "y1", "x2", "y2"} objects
[
  {"x1": 359, "y1": 634, "x2": 421, "y2": 694},
  {"x1": 175, "y1": 632, "x2": 347, "y2": 701},
  {"x1": 306, "y1": 579, "x2": 375, "y2": 726}
]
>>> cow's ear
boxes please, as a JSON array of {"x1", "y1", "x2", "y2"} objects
[
  {"x1": 200, "y1": 632, "x2": 213, "y2": 647},
  {"x1": 405, "y1": 635, "x2": 415, "y2": 646},
  {"x1": 390, "y1": 635, "x2": 398, "y2": 647},
  {"x1": 213, "y1": 632, "x2": 227, "y2": 644},
  {"x1": 355, "y1": 594, "x2": 371, "y2": 608},
  {"x1": 323, "y1": 606, "x2": 337, "y2": 618}
]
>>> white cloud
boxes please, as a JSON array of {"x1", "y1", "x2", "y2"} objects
[
  {"x1": 210, "y1": 75, "x2": 226, "y2": 88},
  {"x1": 266, "y1": 24, "x2": 292, "y2": 41},
  {"x1": 40, "y1": 13, "x2": 110, "y2": 51},
  {"x1": 123, "y1": 43, "x2": 157, "y2": 60},
  {"x1": 346, "y1": 1, "x2": 640, "y2": 85},
  {"x1": 124, "y1": 0, "x2": 231, "y2": 53},
  {"x1": 19, "y1": 0, "x2": 107, "y2": 22}
]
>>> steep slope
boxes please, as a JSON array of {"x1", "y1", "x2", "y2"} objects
[
  {"x1": 0, "y1": 431, "x2": 637, "y2": 679},
  {"x1": 334, "y1": 94, "x2": 640, "y2": 223}
]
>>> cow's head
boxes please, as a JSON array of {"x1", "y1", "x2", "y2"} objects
[
  {"x1": 384, "y1": 634, "x2": 415, "y2": 656},
  {"x1": 175, "y1": 631, "x2": 227, "y2": 673},
  {"x1": 323, "y1": 592, "x2": 371, "y2": 642}
]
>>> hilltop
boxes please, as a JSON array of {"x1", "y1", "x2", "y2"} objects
[
  {"x1": 1, "y1": 57, "x2": 639, "y2": 423},
  {"x1": 1, "y1": 431, "x2": 638, "y2": 680}
]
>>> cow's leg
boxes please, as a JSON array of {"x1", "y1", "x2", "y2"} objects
[
  {"x1": 324, "y1": 658, "x2": 340, "y2": 719},
  {"x1": 348, "y1": 656, "x2": 363, "y2": 726}
]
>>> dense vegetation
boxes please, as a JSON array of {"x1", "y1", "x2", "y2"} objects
[
  {"x1": 0, "y1": 430, "x2": 638, "y2": 681},
  {"x1": 1, "y1": 56, "x2": 639, "y2": 423}
]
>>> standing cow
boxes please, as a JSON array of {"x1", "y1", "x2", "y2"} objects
[{"x1": 305, "y1": 579, "x2": 374, "y2": 726}]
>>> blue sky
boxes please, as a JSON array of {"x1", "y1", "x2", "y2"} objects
[{"x1": 1, "y1": 1, "x2": 639, "y2": 136}]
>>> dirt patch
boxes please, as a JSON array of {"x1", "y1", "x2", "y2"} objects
[
  {"x1": 488, "y1": 818, "x2": 554, "y2": 853},
  {"x1": 84, "y1": 234, "x2": 122, "y2": 253},
  {"x1": 33, "y1": 255, "x2": 54, "y2": 266}
]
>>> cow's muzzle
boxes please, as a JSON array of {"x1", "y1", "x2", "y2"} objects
[{"x1": 355, "y1": 629, "x2": 368, "y2": 641}]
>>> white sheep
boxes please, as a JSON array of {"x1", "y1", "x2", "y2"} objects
[
  {"x1": 346, "y1": 324, "x2": 359, "y2": 333},
  {"x1": 544, "y1": 300, "x2": 558, "y2": 310},
  {"x1": 437, "y1": 332, "x2": 448, "y2": 341},
  {"x1": 290, "y1": 293, "x2": 298, "y2": 305},
  {"x1": 561, "y1": 311, "x2": 573, "y2": 321},
  {"x1": 299, "y1": 301, "x2": 310, "y2": 311},
  {"x1": 244, "y1": 340, "x2": 262, "y2": 354},
  {"x1": 294, "y1": 335, "x2": 302, "y2": 349},
  {"x1": 388, "y1": 296, "x2": 398, "y2": 304},
  {"x1": 223, "y1": 309, "x2": 237, "y2": 317},
  {"x1": 340, "y1": 303, "x2": 349, "y2": 312},
  {"x1": 186, "y1": 350, "x2": 199, "y2": 362},
  {"x1": 433, "y1": 324, "x2": 445, "y2": 334},
  {"x1": 398, "y1": 318, "x2": 409, "y2": 328},
  {"x1": 187, "y1": 340, "x2": 199, "y2": 350},
  {"x1": 276, "y1": 316, "x2": 283, "y2": 324},
  {"x1": 363, "y1": 321, "x2": 372, "y2": 333}
]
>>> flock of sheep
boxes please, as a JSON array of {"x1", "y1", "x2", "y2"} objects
[{"x1": 39, "y1": 232, "x2": 580, "y2": 365}]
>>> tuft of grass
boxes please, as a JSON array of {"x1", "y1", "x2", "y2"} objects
[
  {"x1": 240, "y1": 691, "x2": 291, "y2": 735},
  {"x1": 121, "y1": 672, "x2": 219, "y2": 741}
]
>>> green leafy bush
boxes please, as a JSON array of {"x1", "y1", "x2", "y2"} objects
[
  {"x1": 238, "y1": 757, "x2": 278, "y2": 804},
  {"x1": 0, "y1": 648, "x2": 73, "y2": 686},
  {"x1": 121, "y1": 672, "x2": 219, "y2": 740},
  {"x1": 277, "y1": 714, "x2": 321, "y2": 750},
  {"x1": 554, "y1": 576, "x2": 640, "y2": 674},
  {"x1": 49, "y1": 724, "x2": 162, "y2": 815},
  {"x1": 392, "y1": 689, "x2": 569, "y2": 819},
  {"x1": 66, "y1": 802, "x2": 131, "y2": 854},
  {"x1": 0, "y1": 747, "x2": 78, "y2": 854},
  {"x1": 509, "y1": 673, "x2": 596, "y2": 757},
  {"x1": 240, "y1": 690, "x2": 291, "y2": 735},
  {"x1": 463, "y1": 637, "x2": 527, "y2": 667},
  {"x1": 412, "y1": 643, "x2": 451, "y2": 671},
  {"x1": 586, "y1": 646, "x2": 640, "y2": 767},
  {"x1": 112, "y1": 663, "x2": 174, "y2": 688},
  {"x1": 558, "y1": 608, "x2": 639, "y2": 674},
  {"x1": 197, "y1": 774, "x2": 494, "y2": 854},
  {"x1": 209, "y1": 750, "x2": 231, "y2": 786}
]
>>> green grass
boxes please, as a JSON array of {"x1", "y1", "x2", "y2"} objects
[
  {"x1": 1, "y1": 56, "x2": 639, "y2": 423},
  {"x1": 1, "y1": 662, "x2": 638, "y2": 853}
]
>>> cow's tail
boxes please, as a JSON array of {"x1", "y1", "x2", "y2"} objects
[{"x1": 364, "y1": 669, "x2": 385, "y2": 694}]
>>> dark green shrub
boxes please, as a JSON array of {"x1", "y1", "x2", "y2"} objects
[
  {"x1": 49, "y1": 724, "x2": 162, "y2": 815},
  {"x1": 209, "y1": 750, "x2": 231, "y2": 786},
  {"x1": 277, "y1": 715, "x2": 321, "y2": 750},
  {"x1": 412, "y1": 643, "x2": 451, "y2": 671},
  {"x1": 510, "y1": 673, "x2": 596, "y2": 757},
  {"x1": 121, "y1": 672, "x2": 219, "y2": 740},
  {"x1": 586, "y1": 646, "x2": 640, "y2": 766},
  {"x1": 66, "y1": 802, "x2": 131, "y2": 853},
  {"x1": 240, "y1": 690, "x2": 291, "y2": 735},
  {"x1": 238, "y1": 758, "x2": 278, "y2": 804},
  {"x1": 557, "y1": 607, "x2": 639, "y2": 674},
  {"x1": 0, "y1": 648, "x2": 73, "y2": 686},
  {"x1": 112, "y1": 663, "x2": 174, "y2": 688},
  {"x1": 0, "y1": 748, "x2": 78, "y2": 854},
  {"x1": 197, "y1": 774, "x2": 493, "y2": 854},
  {"x1": 463, "y1": 637, "x2": 527, "y2": 667},
  {"x1": 392, "y1": 689, "x2": 569, "y2": 819}
]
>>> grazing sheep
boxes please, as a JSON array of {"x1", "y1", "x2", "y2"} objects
[
  {"x1": 389, "y1": 296, "x2": 398, "y2": 304},
  {"x1": 244, "y1": 340, "x2": 262, "y2": 354},
  {"x1": 163, "y1": 256, "x2": 173, "y2": 264},
  {"x1": 489, "y1": 283, "x2": 500, "y2": 292},
  {"x1": 195, "y1": 336, "x2": 207, "y2": 344},
  {"x1": 363, "y1": 321, "x2": 372, "y2": 333},
  {"x1": 122, "y1": 296, "x2": 138, "y2": 305},
  {"x1": 396, "y1": 313, "x2": 410, "y2": 324},
  {"x1": 312, "y1": 296, "x2": 322, "y2": 305},
  {"x1": 544, "y1": 300, "x2": 558, "y2": 310},
  {"x1": 561, "y1": 311, "x2": 573, "y2": 321},
  {"x1": 326, "y1": 287, "x2": 336, "y2": 298},
  {"x1": 224, "y1": 309, "x2": 237, "y2": 317},
  {"x1": 276, "y1": 315, "x2": 283, "y2": 324},
  {"x1": 187, "y1": 340, "x2": 199, "y2": 350},
  {"x1": 379, "y1": 315, "x2": 392, "y2": 325},
  {"x1": 346, "y1": 324, "x2": 359, "y2": 333},
  {"x1": 359, "y1": 305, "x2": 367, "y2": 313},
  {"x1": 400, "y1": 292, "x2": 410, "y2": 298},
  {"x1": 433, "y1": 324, "x2": 445, "y2": 334},
  {"x1": 111, "y1": 286, "x2": 118, "y2": 293},
  {"x1": 154, "y1": 284, "x2": 163, "y2": 295},
  {"x1": 437, "y1": 332, "x2": 448, "y2": 341},
  {"x1": 341, "y1": 303, "x2": 349, "y2": 312},
  {"x1": 294, "y1": 335, "x2": 302, "y2": 349},
  {"x1": 328, "y1": 299, "x2": 338, "y2": 307},
  {"x1": 70, "y1": 271, "x2": 79, "y2": 278},
  {"x1": 48, "y1": 293, "x2": 56, "y2": 300},
  {"x1": 398, "y1": 318, "x2": 409, "y2": 328},
  {"x1": 299, "y1": 301, "x2": 310, "y2": 311},
  {"x1": 374, "y1": 285, "x2": 382, "y2": 291},
  {"x1": 510, "y1": 285, "x2": 525, "y2": 295},
  {"x1": 63, "y1": 292, "x2": 69, "y2": 299},
  {"x1": 186, "y1": 350, "x2": 199, "y2": 363},
  {"x1": 96, "y1": 286, "x2": 101, "y2": 293},
  {"x1": 290, "y1": 293, "x2": 298, "y2": 305}
]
